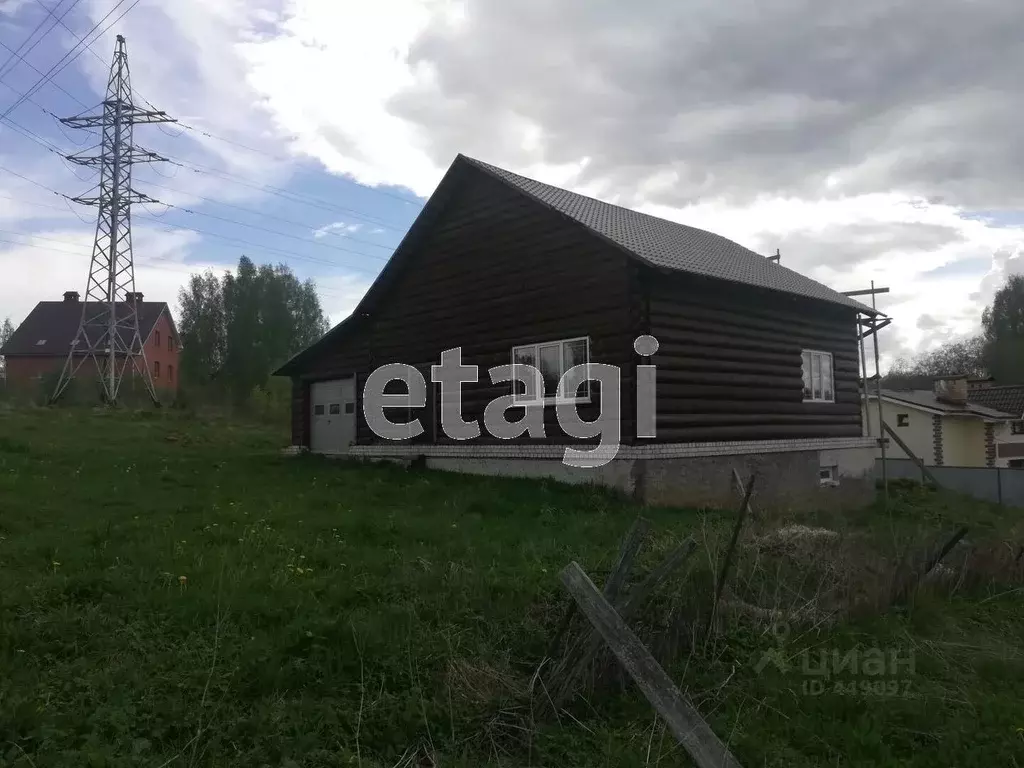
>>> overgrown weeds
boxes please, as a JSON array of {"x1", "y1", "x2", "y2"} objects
[{"x1": 1, "y1": 408, "x2": 1022, "y2": 766}]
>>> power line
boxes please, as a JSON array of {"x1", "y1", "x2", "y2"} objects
[
  {"x1": 140, "y1": 179, "x2": 394, "y2": 251},
  {"x1": 0, "y1": 111, "x2": 66, "y2": 154},
  {"x1": 0, "y1": 0, "x2": 86, "y2": 81},
  {"x1": 1, "y1": 0, "x2": 140, "y2": 121},
  {"x1": 0, "y1": 192, "x2": 384, "y2": 286},
  {"x1": 165, "y1": 119, "x2": 424, "y2": 208},
  {"x1": 0, "y1": 33, "x2": 91, "y2": 110},
  {"x1": 0, "y1": 161, "x2": 70, "y2": 196},
  {"x1": 32, "y1": 0, "x2": 110, "y2": 66},
  {"x1": 133, "y1": 213, "x2": 387, "y2": 276},
  {"x1": 0, "y1": 228, "x2": 363, "y2": 299},
  {"x1": 148, "y1": 197, "x2": 391, "y2": 262},
  {"x1": 162, "y1": 157, "x2": 411, "y2": 233}
]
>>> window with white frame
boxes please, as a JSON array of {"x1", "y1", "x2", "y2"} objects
[
  {"x1": 512, "y1": 337, "x2": 590, "y2": 403},
  {"x1": 801, "y1": 349, "x2": 834, "y2": 403}
]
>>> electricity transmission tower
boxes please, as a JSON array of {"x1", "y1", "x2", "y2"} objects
[{"x1": 51, "y1": 35, "x2": 174, "y2": 405}]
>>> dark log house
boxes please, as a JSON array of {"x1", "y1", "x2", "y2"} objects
[{"x1": 275, "y1": 155, "x2": 881, "y2": 509}]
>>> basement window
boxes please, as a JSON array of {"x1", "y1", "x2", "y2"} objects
[
  {"x1": 1012, "y1": 421, "x2": 1024, "y2": 435},
  {"x1": 511, "y1": 337, "x2": 590, "y2": 404},
  {"x1": 819, "y1": 465, "x2": 839, "y2": 486},
  {"x1": 897, "y1": 413, "x2": 910, "y2": 427},
  {"x1": 801, "y1": 349, "x2": 834, "y2": 403}
]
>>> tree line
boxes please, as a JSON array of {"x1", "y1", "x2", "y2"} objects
[
  {"x1": 884, "y1": 274, "x2": 1024, "y2": 386},
  {"x1": 0, "y1": 317, "x2": 13, "y2": 379},
  {"x1": 177, "y1": 256, "x2": 329, "y2": 404}
]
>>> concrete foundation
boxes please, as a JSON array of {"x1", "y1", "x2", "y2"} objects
[{"x1": 341, "y1": 438, "x2": 878, "y2": 512}]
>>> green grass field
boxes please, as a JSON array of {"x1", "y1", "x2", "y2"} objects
[{"x1": 1, "y1": 407, "x2": 1022, "y2": 767}]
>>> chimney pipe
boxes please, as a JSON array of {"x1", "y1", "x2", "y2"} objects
[
  {"x1": 63, "y1": 291, "x2": 79, "y2": 302},
  {"x1": 125, "y1": 291, "x2": 144, "y2": 304},
  {"x1": 934, "y1": 375, "x2": 968, "y2": 406}
]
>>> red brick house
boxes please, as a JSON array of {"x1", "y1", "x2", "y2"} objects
[{"x1": 0, "y1": 291, "x2": 180, "y2": 396}]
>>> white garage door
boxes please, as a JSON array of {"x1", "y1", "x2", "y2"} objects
[{"x1": 310, "y1": 378, "x2": 356, "y2": 453}]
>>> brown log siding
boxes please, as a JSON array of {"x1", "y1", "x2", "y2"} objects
[
  {"x1": 294, "y1": 168, "x2": 633, "y2": 447},
  {"x1": 289, "y1": 167, "x2": 864, "y2": 448},
  {"x1": 643, "y1": 271, "x2": 862, "y2": 442}
]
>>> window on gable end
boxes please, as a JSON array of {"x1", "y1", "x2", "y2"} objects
[{"x1": 801, "y1": 349, "x2": 834, "y2": 403}]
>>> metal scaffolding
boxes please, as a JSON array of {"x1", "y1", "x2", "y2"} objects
[{"x1": 844, "y1": 283, "x2": 892, "y2": 506}]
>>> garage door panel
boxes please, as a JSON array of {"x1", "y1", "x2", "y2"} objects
[{"x1": 311, "y1": 377, "x2": 356, "y2": 453}]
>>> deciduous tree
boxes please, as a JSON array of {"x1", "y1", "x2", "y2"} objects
[
  {"x1": 982, "y1": 273, "x2": 1024, "y2": 382},
  {"x1": 178, "y1": 257, "x2": 329, "y2": 403}
]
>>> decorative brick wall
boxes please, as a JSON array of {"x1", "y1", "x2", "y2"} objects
[
  {"x1": 985, "y1": 423, "x2": 996, "y2": 467},
  {"x1": 932, "y1": 415, "x2": 944, "y2": 466}
]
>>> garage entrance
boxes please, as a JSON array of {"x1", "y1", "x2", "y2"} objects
[{"x1": 310, "y1": 378, "x2": 356, "y2": 453}]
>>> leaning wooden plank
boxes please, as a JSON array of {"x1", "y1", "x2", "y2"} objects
[
  {"x1": 560, "y1": 562, "x2": 744, "y2": 768},
  {"x1": 892, "y1": 526, "x2": 969, "y2": 605},
  {"x1": 704, "y1": 474, "x2": 757, "y2": 645},
  {"x1": 604, "y1": 516, "x2": 652, "y2": 602},
  {"x1": 882, "y1": 421, "x2": 942, "y2": 488},
  {"x1": 732, "y1": 468, "x2": 757, "y2": 520},
  {"x1": 546, "y1": 517, "x2": 650, "y2": 681},
  {"x1": 552, "y1": 537, "x2": 699, "y2": 702}
]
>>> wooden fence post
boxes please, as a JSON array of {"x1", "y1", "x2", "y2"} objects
[{"x1": 560, "y1": 562, "x2": 744, "y2": 768}]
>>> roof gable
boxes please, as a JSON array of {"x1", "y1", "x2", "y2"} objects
[
  {"x1": 275, "y1": 153, "x2": 872, "y2": 375},
  {"x1": 1, "y1": 301, "x2": 171, "y2": 357}
]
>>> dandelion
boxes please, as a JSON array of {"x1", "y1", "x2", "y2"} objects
[{"x1": 178, "y1": 575, "x2": 188, "y2": 588}]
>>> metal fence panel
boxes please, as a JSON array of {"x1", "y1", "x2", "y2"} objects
[{"x1": 877, "y1": 458, "x2": 1024, "y2": 507}]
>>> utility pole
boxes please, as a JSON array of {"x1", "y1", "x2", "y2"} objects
[{"x1": 51, "y1": 35, "x2": 175, "y2": 405}]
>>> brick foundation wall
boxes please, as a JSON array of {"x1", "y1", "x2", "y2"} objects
[
  {"x1": 341, "y1": 438, "x2": 878, "y2": 512},
  {"x1": 985, "y1": 423, "x2": 996, "y2": 467}
]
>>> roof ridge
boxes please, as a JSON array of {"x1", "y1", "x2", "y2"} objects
[
  {"x1": 462, "y1": 154, "x2": 746, "y2": 248},
  {"x1": 459, "y1": 154, "x2": 874, "y2": 314}
]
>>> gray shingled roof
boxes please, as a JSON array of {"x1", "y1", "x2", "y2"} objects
[
  {"x1": 969, "y1": 385, "x2": 1024, "y2": 418},
  {"x1": 876, "y1": 389, "x2": 1016, "y2": 419},
  {"x1": 465, "y1": 156, "x2": 872, "y2": 313}
]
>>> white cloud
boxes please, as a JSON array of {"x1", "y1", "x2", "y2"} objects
[
  {"x1": 313, "y1": 220, "x2": 361, "y2": 238},
  {"x1": 0, "y1": 0, "x2": 33, "y2": 14},
  {"x1": 316, "y1": 272, "x2": 375, "y2": 326},
  {"x1": 0, "y1": 225, "x2": 209, "y2": 326},
  {"x1": 5, "y1": 0, "x2": 1024, "y2": 374},
  {"x1": 239, "y1": 0, "x2": 443, "y2": 195}
]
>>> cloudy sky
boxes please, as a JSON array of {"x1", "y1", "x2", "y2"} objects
[{"x1": 1, "y1": 0, "x2": 1022, "y2": 367}]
